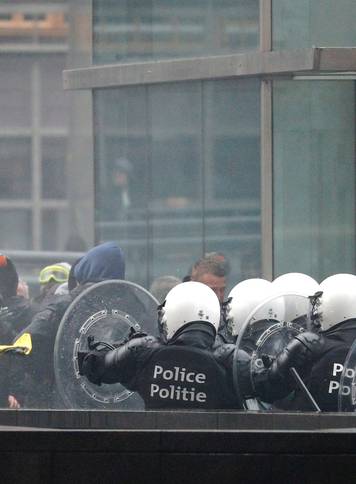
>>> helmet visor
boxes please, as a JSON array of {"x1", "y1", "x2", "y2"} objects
[{"x1": 39, "y1": 265, "x2": 69, "y2": 284}]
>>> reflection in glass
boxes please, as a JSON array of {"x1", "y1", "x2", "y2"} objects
[
  {"x1": 42, "y1": 209, "x2": 69, "y2": 251},
  {"x1": 94, "y1": 79, "x2": 261, "y2": 291},
  {"x1": 204, "y1": 80, "x2": 260, "y2": 286},
  {"x1": 40, "y1": 56, "x2": 69, "y2": 128},
  {"x1": 0, "y1": 210, "x2": 32, "y2": 250},
  {"x1": 273, "y1": 80, "x2": 355, "y2": 279},
  {"x1": 93, "y1": 0, "x2": 259, "y2": 64},
  {"x1": 0, "y1": 58, "x2": 32, "y2": 129},
  {"x1": 273, "y1": 0, "x2": 356, "y2": 49},
  {"x1": 0, "y1": 138, "x2": 32, "y2": 199},
  {"x1": 42, "y1": 138, "x2": 67, "y2": 199}
]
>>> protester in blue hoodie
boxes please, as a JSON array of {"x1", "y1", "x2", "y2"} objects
[
  {"x1": 73, "y1": 241, "x2": 125, "y2": 285},
  {"x1": 9, "y1": 241, "x2": 125, "y2": 408}
]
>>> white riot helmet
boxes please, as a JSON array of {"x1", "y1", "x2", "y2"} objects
[
  {"x1": 316, "y1": 275, "x2": 356, "y2": 330},
  {"x1": 225, "y1": 278, "x2": 278, "y2": 336},
  {"x1": 158, "y1": 281, "x2": 221, "y2": 341},
  {"x1": 272, "y1": 272, "x2": 320, "y2": 297},
  {"x1": 320, "y1": 273, "x2": 356, "y2": 292}
]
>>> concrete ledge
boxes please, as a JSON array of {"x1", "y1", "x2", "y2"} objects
[{"x1": 0, "y1": 408, "x2": 356, "y2": 430}]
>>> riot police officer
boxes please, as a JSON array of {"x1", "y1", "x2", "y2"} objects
[
  {"x1": 224, "y1": 278, "x2": 277, "y2": 339},
  {"x1": 81, "y1": 281, "x2": 323, "y2": 410},
  {"x1": 272, "y1": 272, "x2": 320, "y2": 297},
  {"x1": 290, "y1": 274, "x2": 356, "y2": 411},
  {"x1": 81, "y1": 282, "x2": 238, "y2": 409}
]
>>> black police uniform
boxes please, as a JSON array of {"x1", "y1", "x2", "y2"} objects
[
  {"x1": 82, "y1": 322, "x2": 239, "y2": 410},
  {"x1": 82, "y1": 319, "x2": 324, "y2": 410},
  {"x1": 289, "y1": 319, "x2": 356, "y2": 412}
]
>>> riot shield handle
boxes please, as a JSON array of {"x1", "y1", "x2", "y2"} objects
[
  {"x1": 289, "y1": 366, "x2": 321, "y2": 412},
  {"x1": 87, "y1": 335, "x2": 115, "y2": 351}
]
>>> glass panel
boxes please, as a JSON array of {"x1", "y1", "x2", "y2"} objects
[
  {"x1": 0, "y1": 58, "x2": 32, "y2": 129},
  {"x1": 149, "y1": 82, "x2": 204, "y2": 285},
  {"x1": 273, "y1": 80, "x2": 355, "y2": 280},
  {"x1": 94, "y1": 78, "x2": 261, "y2": 296},
  {"x1": 42, "y1": 137, "x2": 67, "y2": 199},
  {"x1": 204, "y1": 79, "x2": 261, "y2": 288},
  {"x1": 40, "y1": 56, "x2": 69, "y2": 128},
  {"x1": 93, "y1": 0, "x2": 259, "y2": 64},
  {"x1": 94, "y1": 86, "x2": 150, "y2": 287},
  {"x1": 42, "y1": 209, "x2": 69, "y2": 250},
  {"x1": 0, "y1": 209, "x2": 32, "y2": 250},
  {"x1": 0, "y1": 138, "x2": 32, "y2": 199},
  {"x1": 94, "y1": 84, "x2": 204, "y2": 287},
  {"x1": 273, "y1": 0, "x2": 356, "y2": 49}
]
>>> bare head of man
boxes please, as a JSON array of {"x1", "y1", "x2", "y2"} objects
[{"x1": 190, "y1": 253, "x2": 230, "y2": 304}]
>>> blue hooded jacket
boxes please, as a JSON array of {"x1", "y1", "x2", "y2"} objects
[{"x1": 74, "y1": 241, "x2": 125, "y2": 284}]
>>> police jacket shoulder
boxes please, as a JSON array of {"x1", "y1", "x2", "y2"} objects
[
  {"x1": 107, "y1": 332, "x2": 161, "y2": 360},
  {"x1": 313, "y1": 319, "x2": 356, "y2": 364},
  {"x1": 323, "y1": 318, "x2": 356, "y2": 340},
  {"x1": 284, "y1": 321, "x2": 356, "y2": 412},
  {"x1": 168, "y1": 322, "x2": 216, "y2": 349},
  {"x1": 213, "y1": 343, "x2": 235, "y2": 367},
  {"x1": 95, "y1": 334, "x2": 161, "y2": 386},
  {"x1": 125, "y1": 334, "x2": 161, "y2": 353}
]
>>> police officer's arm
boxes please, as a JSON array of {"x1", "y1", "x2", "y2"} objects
[
  {"x1": 251, "y1": 331, "x2": 324, "y2": 403},
  {"x1": 80, "y1": 335, "x2": 159, "y2": 387}
]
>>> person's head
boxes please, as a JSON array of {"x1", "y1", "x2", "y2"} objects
[
  {"x1": 190, "y1": 252, "x2": 230, "y2": 303},
  {"x1": 74, "y1": 241, "x2": 125, "y2": 285},
  {"x1": 225, "y1": 278, "x2": 276, "y2": 336},
  {"x1": 149, "y1": 275, "x2": 181, "y2": 304},
  {"x1": 112, "y1": 157, "x2": 132, "y2": 188},
  {"x1": 38, "y1": 262, "x2": 71, "y2": 299},
  {"x1": 39, "y1": 262, "x2": 71, "y2": 287},
  {"x1": 157, "y1": 281, "x2": 221, "y2": 342},
  {"x1": 17, "y1": 279, "x2": 29, "y2": 299},
  {"x1": 0, "y1": 254, "x2": 18, "y2": 300},
  {"x1": 315, "y1": 273, "x2": 356, "y2": 330},
  {"x1": 272, "y1": 272, "x2": 320, "y2": 297}
]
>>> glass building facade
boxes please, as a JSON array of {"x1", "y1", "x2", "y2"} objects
[
  {"x1": 72, "y1": 0, "x2": 356, "y2": 287},
  {"x1": 94, "y1": 79, "x2": 261, "y2": 287},
  {"x1": 0, "y1": 0, "x2": 355, "y2": 414}
]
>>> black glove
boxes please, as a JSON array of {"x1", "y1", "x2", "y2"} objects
[
  {"x1": 77, "y1": 351, "x2": 89, "y2": 374},
  {"x1": 269, "y1": 331, "x2": 324, "y2": 382},
  {"x1": 251, "y1": 331, "x2": 324, "y2": 402},
  {"x1": 79, "y1": 351, "x2": 107, "y2": 385}
]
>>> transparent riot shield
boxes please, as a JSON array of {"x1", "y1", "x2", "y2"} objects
[
  {"x1": 338, "y1": 339, "x2": 356, "y2": 412},
  {"x1": 233, "y1": 293, "x2": 315, "y2": 410},
  {"x1": 54, "y1": 280, "x2": 159, "y2": 409}
]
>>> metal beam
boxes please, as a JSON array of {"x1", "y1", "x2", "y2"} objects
[
  {"x1": 62, "y1": 48, "x2": 315, "y2": 90},
  {"x1": 316, "y1": 48, "x2": 356, "y2": 71},
  {"x1": 259, "y1": 0, "x2": 272, "y2": 52},
  {"x1": 260, "y1": 79, "x2": 273, "y2": 282},
  {"x1": 259, "y1": 0, "x2": 273, "y2": 281},
  {"x1": 63, "y1": 47, "x2": 356, "y2": 90}
]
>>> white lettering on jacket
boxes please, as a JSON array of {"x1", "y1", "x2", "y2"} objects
[{"x1": 151, "y1": 364, "x2": 207, "y2": 402}]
